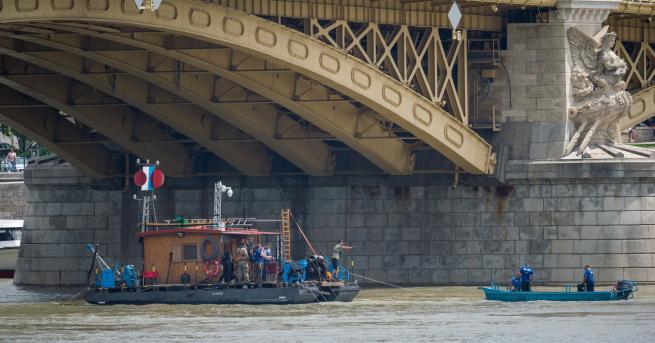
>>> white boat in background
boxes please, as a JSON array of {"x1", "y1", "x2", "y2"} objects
[{"x1": 0, "y1": 219, "x2": 22, "y2": 277}]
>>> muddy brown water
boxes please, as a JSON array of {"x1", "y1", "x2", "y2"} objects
[{"x1": 1, "y1": 279, "x2": 654, "y2": 342}]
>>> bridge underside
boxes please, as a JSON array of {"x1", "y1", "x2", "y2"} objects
[{"x1": 0, "y1": 0, "x2": 498, "y2": 178}]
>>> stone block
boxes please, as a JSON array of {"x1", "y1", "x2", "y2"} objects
[
  {"x1": 368, "y1": 256, "x2": 382, "y2": 269},
  {"x1": 449, "y1": 269, "x2": 468, "y2": 283},
  {"x1": 544, "y1": 226, "x2": 558, "y2": 239},
  {"x1": 597, "y1": 211, "x2": 620, "y2": 225},
  {"x1": 523, "y1": 254, "x2": 544, "y2": 269},
  {"x1": 420, "y1": 255, "x2": 440, "y2": 269},
  {"x1": 573, "y1": 240, "x2": 621, "y2": 254},
  {"x1": 580, "y1": 197, "x2": 602, "y2": 211},
  {"x1": 516, "y1": 241, "x2": 529, "y2": 254},
  {"x1": 595, "y1": 268, "x2": 624, "y2": 282},
  {"x1": 439, "y1": 255, "x2": 459, "y2": 268},
  {"x1": 94, "y1": 202, "x2": 120, "y2": 216},
  {"x1": 544, "y1": 254, "x2": 558, "y2": 268},
  {"x1": 483, "y1": 255, "x2": 505, "y2": 268},
  {"x1": 430, "y1": 241, "x2": 452, "y2": 255},
  {"x1": 624, "y1": 268, "x2": 649, "y2": 282},
  {"x1": 550, "y1": 268, "x2": 575, "y2": 282},
  {"x1": 520, "y1": 226, "x2": 544, "y2": 240},
  {"x1": 624, "y1": 197, "x2": 643, "y2": 211},
  {"x1": 60, "y1": 270, "x2": 89, "y2": 284},
  {"x1": 619, "y1": 211, "x2": 642, "y2": 225},
  {"x1": 551, "y1": 240, "x2": 573, "y2": 253},
  {"x1": 529, "y1": 212, "x2": 552, "y2": 225},
  {"x1": 558, "y1": 254, "x2": 581, "y2": 267},
  {"x1": 482, "y1": 241, "x2": 515, "y2": 254},
  {"x1": 514, "y1": 213, "x2": 530, "y2": 226},
  {"x1": 573, "y1": 212, "x2": 596, "y2": 225},
  {"x1": 387, "y1": 269, "x2": 409, "y2": 284},
  {"x1": 430, "y1": 269, "x2": 450, "y2": 283},
  {"x1": 468, "y1": 269, "x2": 492, "y2": 283},
  {"x1": 621, "y1": 240, "x2": 648, "y2": 253},
  {"x1": 529, "y1": 240, "x2": 551, "y2": 254},
  {"x1": 401, "y1": 255, "x2": 421, "y2": 269}
]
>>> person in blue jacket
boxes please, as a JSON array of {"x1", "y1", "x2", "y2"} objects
[
  {"x1": 519, "y1": 264, "x2": 534, "y2": 291},
  {"x1": 510, "y1": 272, "x2": 522, "y2": 291},
  {"x1": 580, "y1": 264, "x2": 595, "y2": 292}
]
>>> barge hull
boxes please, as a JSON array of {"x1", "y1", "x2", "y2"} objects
[{"x1": 86, "y1": 285, "x2": 349, "y2": 305}]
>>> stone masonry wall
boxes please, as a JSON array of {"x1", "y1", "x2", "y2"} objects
[
  {"x1": 0, "y1": 180, "x2": 27, "y2": 218},
  {"x1": 15, "y1": 161, "x2": 655, "y2": 285},
  {"x1": 15, "y1": 166, "x2": 123, "y2": 285}
]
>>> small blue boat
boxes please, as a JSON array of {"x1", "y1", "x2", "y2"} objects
[{"x1": 481, "y1": 280, "x2": 637, "y2": 302}]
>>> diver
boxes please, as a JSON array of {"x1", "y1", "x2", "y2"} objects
[
  {"x1": 510, "y1": 272, "x2": 522, "y2": 292},
  {"x1": 519, "y1": 264, "x2": 534, "y2": 291}
]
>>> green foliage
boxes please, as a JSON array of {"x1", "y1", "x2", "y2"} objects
[{"x1": 0, "y1": 123, "x2": 50, "y2": 157}]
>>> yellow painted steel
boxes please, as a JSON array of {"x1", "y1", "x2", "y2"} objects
[
  {"x1": 19, "y1": 23, "x2": 414, "y2": 175},
  {"x1": 0, "y1": 32, "x2": 332, "y2": 176},
  {"x1": 0, "y1": 0, "x2": 495, "y2": 174},
  {"x1": 0, "y1": 89, "x2": 118, "y2": 178},
  {"x1": 620, "y1": 85, "x2": 655, "y2": 130},
  {"x1": 0, "y1": 73, "x2": 191, "y2": 177}
]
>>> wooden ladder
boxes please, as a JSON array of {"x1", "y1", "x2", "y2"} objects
[{"x1": 280, "y1": 209, "x2": 291, "y2": 261}]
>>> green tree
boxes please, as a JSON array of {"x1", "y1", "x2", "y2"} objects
[{"x1": 0, "y1": 124, "x2": 48, "y2": 157}]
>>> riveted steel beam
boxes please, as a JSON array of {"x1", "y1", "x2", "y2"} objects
[
  {"x1": 620, "y1": 85, "x2": 655, "y2": 130},
  {"x1": 21, "y1": 25, "x2": 415, "y2": 175},
  {"x1": 0, "y1": 0, "x2": 494, "y2": 174},
  {"x1": 0, "y1": 72, "x2": 191, "y2": 177},
  {"x1": 0, "y1": 31, "x2": 332, "y2": 176},
  {"x1": 0, "y1": 87, "x2": 119, "y2": 178}
]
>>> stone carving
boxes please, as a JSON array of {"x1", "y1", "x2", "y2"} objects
[{"x1": 564, "y1": 26, "x2": 633, "y2": 157}]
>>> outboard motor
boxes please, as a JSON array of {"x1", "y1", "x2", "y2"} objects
[{"x1": 614, "y1": 279, "x2": 637, "y2": 300}]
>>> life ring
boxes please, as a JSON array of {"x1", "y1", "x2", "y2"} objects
[
  {"x1": 200, "y1": 237, "x2": 219, "y2": 261},
  {"x1": 204, "y1": 260, "x2": 221, "y2": 278}
]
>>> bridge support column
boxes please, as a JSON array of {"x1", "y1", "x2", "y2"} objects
[
  {"x1": 14, "y1": 166, "x2": 127, "y2": 285},
  {"x1": 493, "y1": 0, "x2": 621, "y2": 161}
]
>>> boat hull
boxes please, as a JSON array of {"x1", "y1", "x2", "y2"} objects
[
  {"x1": 87, "y1": 284, "x2": 359, "y2": 305},
  {"x1": 481, "y1": 287, "x2": 633, "y2": 302}
]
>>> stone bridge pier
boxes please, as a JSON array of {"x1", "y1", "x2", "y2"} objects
[{"x1": 16, "y1": 161, "x2": 655, "y2": 285}]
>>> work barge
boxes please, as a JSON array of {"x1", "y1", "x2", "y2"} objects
[{"x1": 86, "y1": 163, "x2": 359, "y2": 305}]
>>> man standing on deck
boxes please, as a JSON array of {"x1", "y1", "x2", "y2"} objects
[
  {"x1": 331, "y1": 240, "x2": 352, "y2": 281},
  {"x1": 519, "y1": 264, "x2": 534, "y2": 291},
  {"x1": 252, "y1": 244, "x2": 264, "y2": 287},
  {"x1": 579, "y1": 264, "x2": 595, "y2": 292},
  {"x1": 235, "y1": 240, "x2": 250, "y2": 288}
]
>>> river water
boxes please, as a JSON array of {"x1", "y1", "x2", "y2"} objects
[{"x1": 0, "y1": 279, "x2": 654, "y2": 342}]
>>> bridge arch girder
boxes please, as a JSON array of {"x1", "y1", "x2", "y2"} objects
[
  {"x1": 0, "y1": 86, "x2": 121, "y2": 178},
  {"x1": 0, "y1": 72, "x2": 194, "y2": 177},
  {"x1": 0, "y1": 32, "x2": 335, "y2": 176},
  {"x1": 11, "y1": 23, "x2": 416, "y2": 175},
  {"x1": 0, "y1": 0, "x2": 495, "y2": 175}
]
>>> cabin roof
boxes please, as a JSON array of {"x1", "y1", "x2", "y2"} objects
[{"x1": 137, "y1": 226, "x2": 280, "y2": 238}]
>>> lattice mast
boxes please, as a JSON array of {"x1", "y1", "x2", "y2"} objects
[{"x1": 213, "y1": 181, "x2": 233, "y2": 230}]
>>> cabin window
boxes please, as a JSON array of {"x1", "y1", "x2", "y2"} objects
[{"x1": 183, "y1": 244, "x2": 198, "y2": 261}]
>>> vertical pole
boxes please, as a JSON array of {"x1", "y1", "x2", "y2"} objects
[{"x1": 457, "y1": 29, "x2": 469, "y2": 126}]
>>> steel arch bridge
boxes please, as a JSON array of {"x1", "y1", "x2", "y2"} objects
[{"x1": 0, "y1": 0, "x2": 498, "y2": 178}]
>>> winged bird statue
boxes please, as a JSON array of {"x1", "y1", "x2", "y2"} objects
[{"x1": 564, "y1": 26, "x2": 632, "y2": 157}]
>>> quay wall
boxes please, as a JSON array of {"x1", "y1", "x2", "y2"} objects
[
  {"x1": 15, "y1": 162, "x2": 655, "y2": 285},
  {"x1": 0, "y1": 174, "x2": 27, "y2": 219}
]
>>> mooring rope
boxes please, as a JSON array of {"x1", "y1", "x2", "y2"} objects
[{"x1": 350, "y1": 272, "x2": 410, "y2": 290}]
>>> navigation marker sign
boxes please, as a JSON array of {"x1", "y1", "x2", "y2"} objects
[{"x1": 448, "y1": 1, "x2": 462, "y2": 30}]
